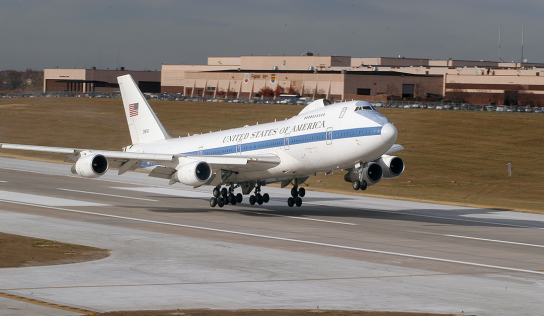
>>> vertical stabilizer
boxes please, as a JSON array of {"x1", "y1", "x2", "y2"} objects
[{"x1": 118, "y1": 74, "x2": 172, "y2": 144}]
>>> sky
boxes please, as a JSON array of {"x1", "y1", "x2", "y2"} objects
[{"x1": 1, "y1": 0, "x2": 543, "y2": 71}]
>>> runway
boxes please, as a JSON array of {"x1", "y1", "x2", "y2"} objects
[{"x1": 1, "y1": 157, "x2": 543, "y2": 316}]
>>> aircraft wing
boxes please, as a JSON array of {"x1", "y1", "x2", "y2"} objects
[
  {"x1": 0, "y1": 143, "x2": 281, "y2": 175},
  {"x1": 385, "y1": 144, "x2": 404, "y2": 155}
]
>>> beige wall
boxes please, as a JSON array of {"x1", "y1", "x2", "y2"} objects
[
  {"x1": 181, "y1": 70, "x2": 442, "y2": 101},
  {"x1": 239, "y1": 56, "x2": 351, "y2": 71},
  {"x1": 161, "y1": 64, "x2": 234, "y2": 92},
  {"x1": 207, "y1": 57, "x2": 241, "y2": 66}
]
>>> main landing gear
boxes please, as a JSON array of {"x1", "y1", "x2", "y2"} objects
[
  {"x1": 209, "y1": 180, "x2": 305, "y2": 208},
  {"x1": 287, "y1": 185, "x2": 305, "y2": 207},
  {"x1": 210, "y1": 184, "x2": 242, "y2": 208},
  {"x1": 352, "y1": 180, "x2": 368, "y2": 191},
  {"x1": 248, "y1": 184, "x2": 270, "y2": 206}
]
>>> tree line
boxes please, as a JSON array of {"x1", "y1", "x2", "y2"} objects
[{"x1": 0, "y1": 69, "x2": 44, "y2": 93}]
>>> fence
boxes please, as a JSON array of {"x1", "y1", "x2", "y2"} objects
[{"x1": 2, "y1": 92, "x2": 543, "y2": 116}]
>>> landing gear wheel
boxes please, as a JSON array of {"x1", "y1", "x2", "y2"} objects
[
  {"x1": 256, "y1": 193, "x2": 263, "y2": 205},
  {"x1": 229, "y1": 193, "x2": 236, "y2": 205},
  {"x1": 360, "y1": 180, "x2": 368, "y2": 191},
  {"x1": 213, "y1": 187, "x2": 221, "y2": 198},
  {"x1": 249, "y1": 195, "x2": 256, "y2": 205},
  {"x1": 217, "y1": 197, "x2": 225, "y2": 207},
  {"x1": 262, "y1": 193, "x2": 270, "y2": 203},
  {"x1": 236, "y1": 193, "x2": 243, "y2": 203},
  {"x1": 298, "y1": 187, "x2": 305, "y2": 197},
  {"x1": 291, "y1": 187, "x2": 298, "y2": 198},
  {"x1": 210, "y1": 197, "x2": 217, "y2": 207},
  {"x1": 352, "y1": 180, "x2": 360, "y2": 190},
  {"x1": 221, "y1": 187, "x2": 228, "y2": 197},
  {"x1": 295, "y1": 197, "x2": 302, "y2": 207},
  {"x1": 287, "y1": 197, "x2": 295, "y2": 207}
]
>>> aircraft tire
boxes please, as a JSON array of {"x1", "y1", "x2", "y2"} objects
[
  {"x1": 291, "y1": 187, "x2": 298, "y2": 198},
  {"x1": 298, "y1": 187, "x2": 305, "y2": 197},
  {"x1": 287, "y1": 197, "x2": 295, "y2": 207},
  {"x1": 353, "y1": 180, "x2": 360, "y2": 190},
  {"x1": 213, "y1": 187, "x2": 220, "y2": 198},
  {"x1": 229, "y1": 193, "x2": 236, "y2": 205},
  {"x1": 221, "y1": 187, "x2": 228, "y2": 197},
  {"x1": 249, "y1": 195, "x2": 256, "y2": 205},
  {"x1": 360, "y1": 180, "x2": 368, "y2": 191},
  {"x1": 257, "y1": 193, "x2": 263, "y2": 205},
  {"x1": 262, "y1": 193, "x2": 270, "y2": 203},
  {"x1": 295, "y1": 197, "x2": 302, "y2": 207},
  {"x1": 210, "y1": 197, "x2": 217, "y2": 207},
  {"x1": 236, "y1": 193, "x2": 243, "y2": 203},
  {"x1": 217, "y1": 198, "x2": 225, "y2": 208}
]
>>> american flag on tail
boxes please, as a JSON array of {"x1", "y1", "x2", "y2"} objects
[{"x1": 129, "y1": 103, "x2": 139, "y2": 117}]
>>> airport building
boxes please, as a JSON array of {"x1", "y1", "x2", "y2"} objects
[
  {"x1": 43, "y1": 54, "x2": 544, "y2": 105},
  {"x1": 43, "y1": 68, "x2": 161, "y2": 93},
  {"x1": 161, "y1": 54, "x2": 544, "y2": 105}
]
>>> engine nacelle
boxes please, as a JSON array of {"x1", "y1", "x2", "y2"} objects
[
  {"x1": 171, "y1": 161, "x2": 212, "y2": 187},
  {"x1": 71, "y1": 153, "x2": 108, "y2": 178},
  {"x1": 374, "y1": 155, "x2": 404, "y2": 179},
  {"x1": 344, "y1": 162, "x2": 383, "y2": 186}
]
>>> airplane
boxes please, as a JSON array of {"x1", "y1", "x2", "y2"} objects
[{"x1": 1, "y1": 74, "x2": 404, "y2": 207}]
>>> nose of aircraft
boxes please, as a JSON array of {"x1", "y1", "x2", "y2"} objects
[{"x1": 380, "y1": 123, "x2": 398, "y2": 145}]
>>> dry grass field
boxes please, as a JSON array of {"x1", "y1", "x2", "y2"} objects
[
  {"x1": 0, "y1": 232, "x2": 109, "y2": 268},
  {"x1": 1, "y1": 97, "x2": 543, "y2": 213}
]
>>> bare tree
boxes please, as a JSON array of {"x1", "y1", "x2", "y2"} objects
[
  {"x1": 274, "y1": 85, "x2": 284, "y2": 97},
  {"x1": 385, "y1": 83, "x2": 399, "y2": 98},
  {"x1": 447, "y1": 88, "x2": 469, "y2": 104},
  {"x1": 258, "y1": 86, "x2": 274, "y2": 98}
]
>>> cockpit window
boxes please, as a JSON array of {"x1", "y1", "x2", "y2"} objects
[{"x1": 355, "y1": 104, "x2": 377, "y2": 111}]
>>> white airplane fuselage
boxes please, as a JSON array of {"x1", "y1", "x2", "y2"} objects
[{"x1": 128, "y1": 100, "x2": 397, "y2": 183}]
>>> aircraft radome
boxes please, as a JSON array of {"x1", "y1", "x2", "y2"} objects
[{"x1": 1, "y1": 74, "x2": 404, "y2": 207}]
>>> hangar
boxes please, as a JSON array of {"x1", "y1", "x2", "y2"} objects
[{"x1": 43, "y1": 68, "x2": 161, "y2": 93}]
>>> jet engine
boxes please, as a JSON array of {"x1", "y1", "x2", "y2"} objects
[
  {"x1": 344, "y1": 162, "x2": 383, "y2": 186},
  {"x1": 374, "y1": 155, "x2": 404, "y2": 179},
  {"x1": 71, "y1": 153, "x2": 108, "y2": 178},
  {"x1": 171, "y1": 161, "x2": 212, "y2": 187}
]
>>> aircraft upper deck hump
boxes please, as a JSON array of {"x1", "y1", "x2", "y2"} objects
[{"x1": 118, "y1": 74, "x2": 172, "y2": 144}]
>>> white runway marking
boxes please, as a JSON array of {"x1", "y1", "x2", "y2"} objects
[
  {"x1": 224, "y1": 209, "x2": 357, "y2": 226},
  {"x1": 0, "y1": 190, "x2": 108, "y2": 207},
  {"x1": 0, "y1": 180, "x2": 7, "y2": 183},
  {"x1": 1, "y1": 198, "x2": 544, "y2": 276},
  {"x1": 58, "y1": 188, "x2": 158, "y2": 202},
  {"x1": 445, "y1": 234, "x2": 544, "y2": 248}
]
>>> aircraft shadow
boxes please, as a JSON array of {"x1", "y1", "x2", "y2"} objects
[{"x1": 135, "y1": 197, "x2": 544, "y2": 229}]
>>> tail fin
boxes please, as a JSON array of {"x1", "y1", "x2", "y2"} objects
[{"x1": 118, "y1": 74, "x2": 171, "y2": 144}]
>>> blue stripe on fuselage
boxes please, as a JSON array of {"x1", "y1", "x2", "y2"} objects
[{"x1": 139, "y1": 126, "x2": 382, "y2": 168}]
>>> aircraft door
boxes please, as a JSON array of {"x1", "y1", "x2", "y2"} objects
[
  {"x1": 198, "y1": 146, "x2": 203, "y2": 155},
  {"x1": 326, "y1": 127, "x2": 333, "y2": 145},
  {"x1": 284, "y1": 133, "x2": 290, "y2": 150},
  {"x1": 236, "y1": 140, "x2": 242, "y2": 155}
]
